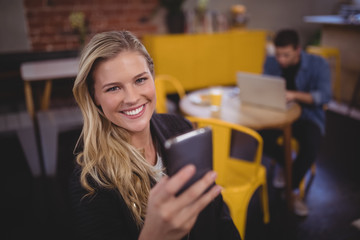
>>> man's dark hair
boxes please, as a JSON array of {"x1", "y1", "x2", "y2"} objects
[{"x1": 274, "y1": 29, "x2": 300, "y2": 49}]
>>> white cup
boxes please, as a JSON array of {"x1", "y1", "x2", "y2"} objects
[{"x1": 209, "y1": 87, "x2": 223, "y2": 112}]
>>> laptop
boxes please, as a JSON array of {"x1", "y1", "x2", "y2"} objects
[{"x1": 236, "y1": 71, "x2": 293, "y2": 111}]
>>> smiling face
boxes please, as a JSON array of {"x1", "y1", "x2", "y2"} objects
[
  {"x1": 275, "y1": 45, "x2": 301, "y2": 68},
  {"x1": 93, "y1": 51, "x2": 156, "y2": 136}
]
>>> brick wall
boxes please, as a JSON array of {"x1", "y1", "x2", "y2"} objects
[{"x1": 23, "y1": 0, "x2": 159, "y2": 51}]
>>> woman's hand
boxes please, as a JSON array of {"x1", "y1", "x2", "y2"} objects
[{"x1": 139, "y1": 164, "x2": 221, "y2": 240}]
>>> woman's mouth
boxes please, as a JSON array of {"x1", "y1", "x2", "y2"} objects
[{"x1": 121, "y1": 104, "x2": 145, "y2": 116}]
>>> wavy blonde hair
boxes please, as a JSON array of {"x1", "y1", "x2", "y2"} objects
[{"x1": 73, "y1": 31, "x2": 158, "y2": 228}]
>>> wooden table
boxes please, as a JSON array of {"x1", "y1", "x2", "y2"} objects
[
  {"x1": 180, "y1": 86, "x2": 302, "y2": 210},
  {"x1": 20, "y1": 57, "x2": 79, "y2": 118}
]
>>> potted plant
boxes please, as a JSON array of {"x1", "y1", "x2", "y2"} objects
[{"x1": 160, "y1": 0, "x2": 185, "y2": 33}]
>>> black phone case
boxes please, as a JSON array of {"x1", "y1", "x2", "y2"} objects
[{"x1": 164, "y1": 127, "x2": 213, "y2": 196}]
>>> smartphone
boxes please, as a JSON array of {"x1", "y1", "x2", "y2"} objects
[{"x1": 164, "y1": 127, "x2": 213, "y2": 196}]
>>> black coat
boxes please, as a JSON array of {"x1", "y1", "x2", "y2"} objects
[{"x1": 68, "y1": 113, "x2": 241, "y2": 240}]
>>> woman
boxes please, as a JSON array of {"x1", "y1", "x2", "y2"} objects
[{"x1": 69, "y1": 30, "x2": 241, "y2": 240}]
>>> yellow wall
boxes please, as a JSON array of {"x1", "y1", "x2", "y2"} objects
[{"x1": 143, "y1": 30, "x2": 268, "y2": 93}]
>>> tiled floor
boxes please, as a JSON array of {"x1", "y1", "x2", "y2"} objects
[{"x1": 1, "y1": 109, "x2": 360, "y2": 240}]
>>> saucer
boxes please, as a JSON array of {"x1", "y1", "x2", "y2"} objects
[{"x1": 189, "y1": 93, "x2": 211, "y2": 106}]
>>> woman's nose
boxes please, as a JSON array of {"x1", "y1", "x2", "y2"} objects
[{"x1": 123, "y1": 86, "x2": 139, "y2": 104}]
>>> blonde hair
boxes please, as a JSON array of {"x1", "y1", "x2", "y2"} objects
[{"x1": 73, "y1": 31, "x2": 157, "y2": 227}]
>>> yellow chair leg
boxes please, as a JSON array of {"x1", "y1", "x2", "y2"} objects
[
  {"x1": 299, "y1": 164, "x2": 316, "y2": 199},
  {"x1": 222, "y1": 192, "x2": 248, "y2": 239},
  {"x1": 299, "y1": 177, "x2": 306, "y2": 199},
  {"x1": 311, "y1": 164, "x2": 316, "y2": 175},
  {"x1": 238, "y1": 209, "x2": 247, "y2": 240},
  {"x1": 261, "y1": 182, "x2": 270, "y2": 223}
]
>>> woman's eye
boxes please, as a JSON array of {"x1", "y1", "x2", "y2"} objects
[
  {"x1": 106, "y1": 86, "x2": 119, "y2": 92},
  {"x1": 136, "y1": 77, "x2": 147, "y2": 84}
]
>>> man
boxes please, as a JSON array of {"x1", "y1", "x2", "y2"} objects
[{"x1": 260, "y1": 29, "x2": 332, "y2": 216}]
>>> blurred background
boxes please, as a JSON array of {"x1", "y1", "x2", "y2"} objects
[
  {"x1": 0, "y1": 0, "x2": 360, "y2": 240},
  {"x1": 0, "y1": 0, "x2": 352, "y2": 51}
]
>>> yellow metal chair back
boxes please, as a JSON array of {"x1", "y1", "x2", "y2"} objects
[
  {"x1": 306, "y1": 45, "x2": 341, "y2": 102},
  {"x1": 186, "y1": 116, "x2": 270, "y2": 239},
  {"x1": 155, "y1": 74, "x2": 185, "y2": 114}
]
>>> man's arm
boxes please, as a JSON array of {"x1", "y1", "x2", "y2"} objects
[
  {"x1": 288, "y1": 55, "x2": 332, "y2": 106},
  {"x1": 308, "y1": 56, "x2": 332, "y2": 106}
]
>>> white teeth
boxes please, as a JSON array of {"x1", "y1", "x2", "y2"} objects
[{"x1": 123, "y1": 105, "x2": 144, "y2": 116}]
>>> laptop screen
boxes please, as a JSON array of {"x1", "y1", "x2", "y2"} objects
[{"x1": 236, "y1": 71, "x2": 289, "y2": 111}]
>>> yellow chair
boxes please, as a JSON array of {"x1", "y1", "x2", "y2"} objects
[
  {"x1": 155, "y1": 74, "x2": 185, "y2": 114},
  {"x1": 306, "y1": 45, "x2": 341, "y2": 102},
  {"x1": 186, "y1": 116, "x2": 270, "y2": 239}
]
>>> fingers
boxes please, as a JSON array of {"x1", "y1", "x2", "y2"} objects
[
  {"x1": 177, "y1": 170, "x2": 220, "y2": 207},
  {"x1": 166, "y1": 164, "x2": 196, "y2": 195},
  {"x1": 151, "y1": 165, "x2": 220, "y2": 212},
  {"x1": 286, "y1": 90, "x2": 296, "y2": 102},
  {"x1": 285, "y1": 91, "x2": 291, "y2": 100},
  {"x1": 144, "y1": 167, "x2": 221, "y2": 239},
  {"x1": 185, "y1": 184, "x2": 222, "y2": 215},
  {"x1": 175, "y1": 182, "x2": 222, "y2": 228}
]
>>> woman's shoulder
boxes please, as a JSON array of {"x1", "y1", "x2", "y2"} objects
[{"x1": 68, "y1": 166, "x2": 140, "y2": 239}]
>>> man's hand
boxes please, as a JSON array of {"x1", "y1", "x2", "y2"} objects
[{"x1": 286, "y1": 90, "x2": 314, "y2": 104}]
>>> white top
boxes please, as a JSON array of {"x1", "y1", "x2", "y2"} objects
[{"x1": 154, "y1": 153, "x2": 166, "y2": 181}]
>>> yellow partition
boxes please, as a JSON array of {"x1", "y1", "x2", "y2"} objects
[{"x1": 143, "y1": 30, "x2": 267, "y2": 93}]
